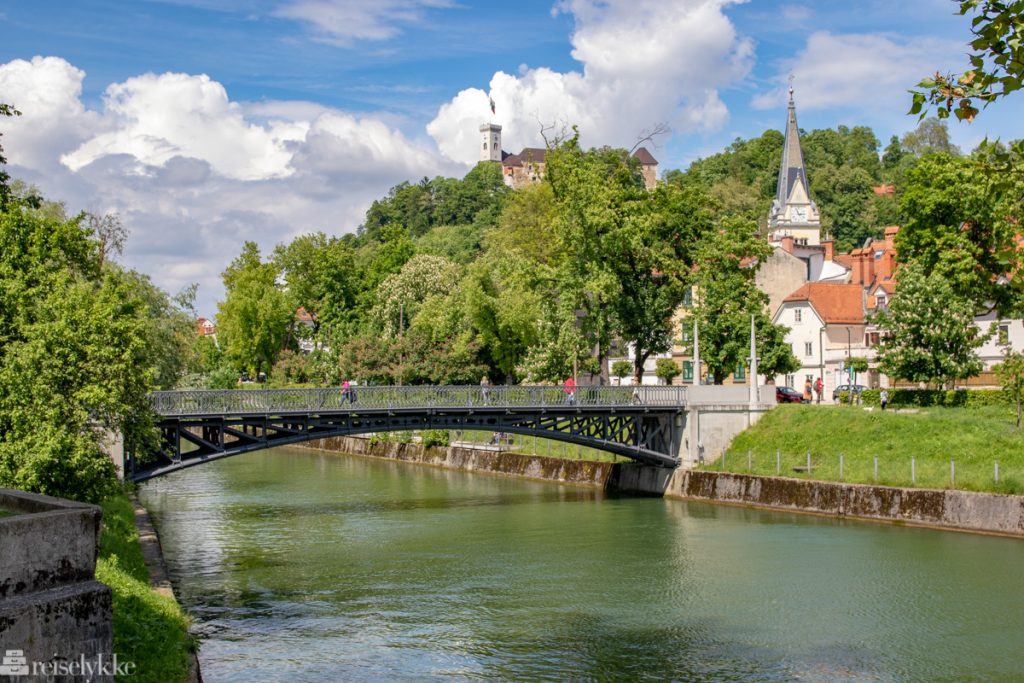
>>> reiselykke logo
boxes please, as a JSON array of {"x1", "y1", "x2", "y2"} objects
[{"x1": 0, "y1": 650, "x2": 135, "y2": 678}]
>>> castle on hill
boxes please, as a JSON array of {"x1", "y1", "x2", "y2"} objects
[{"x1": 478, "y1": 123, "x2": 659, "y2": 191}]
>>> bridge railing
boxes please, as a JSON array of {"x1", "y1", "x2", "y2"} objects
[{"x1": 149, "y1": 385, "x2": 688, "y2": 417}]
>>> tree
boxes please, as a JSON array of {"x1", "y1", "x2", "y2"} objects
[
  {"x1": 910, "y1": 0, "x2": 1024, "y2": 122},
  {"x1": 994, "y1": 347, "x2": 1024, "y2": 428},
  {"x1": 655, "y1": 358, "x2": 681, "y2": 385},
  {"x1": 897, "y1": 152, "x2": 1022, "y2": 316},
  {"x1": 900, "y1": 118, "x2": 961, "y2": 157},
  {"x1": 611, "y1": 360, "x2": 632, "y2": 384},
  {"x1": 691, "y1": 217, "x2": 797, "y2": 384},
  {"x1": 875, "y1": 262, "x2": 987, "y2": 389},
  {"x1": 373, "y1": 254, "x2": 462, "y2": 337},
  {"x1": 217, "y1": 242, "x2": 293, "y2": 376},
  {"x1": 844, "y1": 356, "x2": 869, "y2": 405},
  {"x1": 543, "y1": 133, "x2": 712, "y2": 384},
  {"x1": 0, "y1": 204, "x2": 159, "y2": 502},
  {"x1": 463, "y1": 254, "x2": 541, "y2": 383},
  {"x1": 274, "y1": 233, "x2": 359, "y2": 336},
  {"x1": 0, "y1": 103, "x2": 21, "y2": 209}
]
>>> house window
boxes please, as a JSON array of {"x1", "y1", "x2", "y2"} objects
[
  {"x1": 794, "y1": 309, "x2": 802, "y2": 323},
  {"x1": 999, "y1": 323, "x2": 1010, "y2": 346},
  {"x1": 785, "y1": 374, "x2": 795, "y2": 388},
  {"x1": 876, "y1": 293, "x2": 887, "y2": 308},
  {"x1": 874, "y1": 250, "x2": 883, "y2": 260},
  {"x1": 682, "y1": 287, "x2": 693, "y2": 307},
  {"x1": 683, "y1": 361, "x2": 693, "y2": 382},
  {"x1": 804, "y1": 342, "x2": 813, "y2": 356},
  {"x1": 681, "y1": 325, "x2": 692, "y2": 344},
  {"x1": 733, "y1": 364, "x2": 745, "y2": 381},
  {"x1": 483, "y1": 141, "x2": 488, "y2": 150}
]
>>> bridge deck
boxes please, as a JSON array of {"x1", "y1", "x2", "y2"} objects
[{"x1": 135, "y1": 385, "x2": 688, "y2": 481}]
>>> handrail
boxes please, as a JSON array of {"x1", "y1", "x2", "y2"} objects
[{"x1": 149, "y1": 385, "x2": 688, "y2": 417}]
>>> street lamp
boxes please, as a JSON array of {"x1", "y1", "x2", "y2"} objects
[{"x1": 819, "y1": 325, "x2": 826, "y2": 403}]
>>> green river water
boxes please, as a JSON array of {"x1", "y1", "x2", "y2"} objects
[{"x1": 138, "y1": 446, "x2": 1024, "y2": 682}]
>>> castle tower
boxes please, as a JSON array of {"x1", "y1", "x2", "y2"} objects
[
  {"x1": 768, "y1": 87, "x2": 821, "y2": 246},
  {"x1": 479, "y1": 123, "x2": 502, "y2": 163}
]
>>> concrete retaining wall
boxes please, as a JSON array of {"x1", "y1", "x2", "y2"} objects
[
  {"x1": 310, "y1": 436, "x2": 613, "y2": 488},
  {"x1": 0, "y1": 489, "x2": 113, "y2": 681},
  {"x1": 304, "y1": 438, "x2": 1024, "y2": 537},
  {"x1": 665, "y1": 470, "x2": 1024, "y2": 536}
]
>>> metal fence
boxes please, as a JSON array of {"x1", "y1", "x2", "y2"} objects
[
  {"x1": 704, "y1": 448, "x2": 1021, "y2": 493},
  {"x1": 149, "y1": 384, "x2": 689, "y2": 417}
]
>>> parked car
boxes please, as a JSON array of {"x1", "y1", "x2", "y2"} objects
[
  {"x1": 776, "y1": 386, "x2": 807, "y2": 404},
  {"x1": 832, "y1": 384, "x2": 867, "y2": 401}
]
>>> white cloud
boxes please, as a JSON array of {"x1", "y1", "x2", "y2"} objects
[
  {"x1": 61, "y1": 72, "x2": 308, "y2": 181},
  {"x1": 0, "y1": 56, "x2": 99, "y2": 169},
  {"x1": 427, "y1": 0, "x2": 754, "y2": 164},
  {"x1": 751, "y1": 31, "x2": 957, "y2": 112},
  {"x1": 0, "y1": 56, "x2": 456, "y2": 315},
  {"x1": 275, "y1": 0, "x2": 454, "y2": 46}
]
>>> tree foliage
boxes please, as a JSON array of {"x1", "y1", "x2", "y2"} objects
[
  {"x1": 217, "y1": 242, "x2": 293, "y2": 376},
  {"x1": 994, "y1": 347, "x2": 1024, "y2": 428},
  {"x1": 875, "y1": 262, "x2": 987, "y2": 389},
  {"x1": 690, "y1": 217, "x2": 797, "y2": 384},
  {"x1": 910, "y1": 0, "x2": 1024, "y2": 122},
  {"x1": 0, "y1": 205, "x2": 163, "y2": 501}
]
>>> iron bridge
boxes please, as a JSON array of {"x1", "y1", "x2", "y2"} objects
[{"x1": 132, "y1": 385, "x2": 688, "y2": 482}]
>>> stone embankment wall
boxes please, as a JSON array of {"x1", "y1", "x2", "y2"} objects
[
  {"x1": 0, "y1": 489, "x2": 113, "y2": 680},
  {"x1": 306, "y1": 437, "x2": 1024, "y2": 537},
  {"x1": 310, "y1": 436, "x2": 614, "y2": 488}
]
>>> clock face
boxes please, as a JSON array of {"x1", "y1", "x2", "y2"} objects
[{"x1": 792, "y1": 206, "x2": 807, "y2": 222}]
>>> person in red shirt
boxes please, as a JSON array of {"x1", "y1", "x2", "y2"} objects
[{"x1": 564, "y1": 376, "x2": 576, "y2": 405}]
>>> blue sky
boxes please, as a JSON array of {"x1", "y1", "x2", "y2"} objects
[{"x1": 1, "y1": 0, "x2": 1020, "y2": 315}]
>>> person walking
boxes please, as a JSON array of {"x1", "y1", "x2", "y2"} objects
[
  {"x1": 564, "y1": 376, "x2": 576, "y2": 405},
  {"x1": 803, "y1": 378, "x2": 813, "y2": 403},
  {"x1": 480, "y1": 375, "x2": 490, "y2": 404},
  {"x1": 880, "y1": 388, "x2": 889, "y2": 411},
  {"x1": 814, "y1": 377, "x2": 823, "y2": 404},
  {"x1": 341, "y1": 379, "x2": 353, "y2": 405}
]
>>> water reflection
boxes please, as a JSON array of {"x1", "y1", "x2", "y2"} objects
[{"x1": 140, "y1": 446, "x2": 1024, "y2": 682}]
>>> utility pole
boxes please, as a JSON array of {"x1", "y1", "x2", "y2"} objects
[
  {"x1": 749, "y1": 314, "x2": 758, "y2": 405},
  {"x1": 692, "y1": 320, "x2": 700, "y2": 386}
]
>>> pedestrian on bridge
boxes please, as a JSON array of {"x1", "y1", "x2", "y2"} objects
[
  {"x1": 564, "y1": 376, "x2": 576, "y2": 405},
  {"x1": 341, "y1": 380, "x2": 354, "y2": 405}
]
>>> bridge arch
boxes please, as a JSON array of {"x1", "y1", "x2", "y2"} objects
[{"x1": 132, "y1": 385, "x2": 687, "y2": 481}]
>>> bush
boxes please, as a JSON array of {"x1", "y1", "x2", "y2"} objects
[
  {"x1": 860, "y1": 388, "x2": 1009, "y2": 408},
  {"x1": 421, "y1": 429, "x2": 450, "y2": 449}
]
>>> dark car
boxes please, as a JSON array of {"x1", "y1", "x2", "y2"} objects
[
  {"x1": 832, "y1": 384, "x2": 867, "y2": 400},
  {"x1": 776, "y1": 386, "x2": 807, "y2": 404}
]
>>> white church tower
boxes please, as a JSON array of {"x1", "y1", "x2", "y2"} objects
[
  {"x1": 479, "y1": 123, "x2": 502, "y2": 163},
  {"x1": 768, "y1": 87, "x2": 822, "y2": 246}
]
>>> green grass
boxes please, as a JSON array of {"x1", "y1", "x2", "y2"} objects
[
  {"x1": 711, "y1": 404, "x2": 1024, "y2": 493},
  {"x1": 95, "y1": 490, "x2": 195, "y2": 683}
]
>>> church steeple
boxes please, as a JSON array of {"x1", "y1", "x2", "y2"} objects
[{"x1": 768, "y1": 86, "x2": 821, "y2": 246}]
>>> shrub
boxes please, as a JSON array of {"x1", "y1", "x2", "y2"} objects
[
  {"x1": 421, "y1": 429, "x2": 450, "y2": 449},
  {"x1": 860, "y1": 388, "x2": 1009, "y2": 408}
]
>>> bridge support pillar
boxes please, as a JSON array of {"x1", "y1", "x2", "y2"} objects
[{"x1": 605, "y1": 463, "x2": 674, "y2": 496}]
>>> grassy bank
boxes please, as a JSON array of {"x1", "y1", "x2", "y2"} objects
[
  {"x1": 95, "y1": 490, "x2": 195, "y2": 682},
  {"x1": 711, "y1": 404, "x2": 1024, "y2": 493}
]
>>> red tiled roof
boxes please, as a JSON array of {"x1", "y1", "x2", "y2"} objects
[
  {"x1": 872, "y1": 184, "x2": 895, "y2": 196},
  {"x1": 503, "y1": 147, "x2": 547, "y2": 168},
  {"x1": 783, "y1": 283, "x2": 865, "y2": 324},
  {"x1": 632, "y1": 147, "x2": 658, "y2": 165}
]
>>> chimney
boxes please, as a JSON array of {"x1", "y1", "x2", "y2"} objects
[
  {"x1": 884, "y1": 225, "x2": 899, "y2": 245},
  {"x1": 822, "y1": 239, "x2": 834, "y2": 262},
  {"x1": 781, "y1": 235, "x2": 795, "y2": 253}
]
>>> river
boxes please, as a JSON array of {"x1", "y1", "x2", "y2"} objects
[{"x1": 138, "y1": 445, "x2": 1024, "y2": 682}]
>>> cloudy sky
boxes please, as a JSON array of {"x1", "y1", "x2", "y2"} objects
[{"x1": 1, "y1": 0, "x2": 1020, "y2": 316}]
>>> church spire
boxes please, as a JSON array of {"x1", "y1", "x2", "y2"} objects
[{"x1": 768, "y1": 84, "x2": 821, "y2": 246}]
